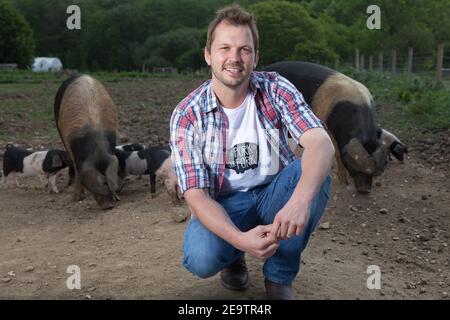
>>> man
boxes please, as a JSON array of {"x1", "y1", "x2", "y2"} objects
[{"x1": 170, "y1": 4, "x2": 334, "y2": 300}]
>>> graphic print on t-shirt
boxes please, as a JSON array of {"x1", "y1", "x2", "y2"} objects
[
  {"x1": 219, "y1": 92, "x2": 279, "y2": 194},
  {"x1": 225, "y1": 142, "x2": 259, "y2": 174}
]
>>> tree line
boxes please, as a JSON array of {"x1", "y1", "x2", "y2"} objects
[{"x1": 1, "y1": 0, "x2": 449, "y2": 71}]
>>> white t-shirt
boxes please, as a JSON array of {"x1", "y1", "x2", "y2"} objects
[{"x1": 220, "y1": 93, "x2": 279, "y2": 194}]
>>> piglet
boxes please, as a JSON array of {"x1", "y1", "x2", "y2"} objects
[
  {"x1": 116, "y1": 143, "x2": 145, "y2": 152},
  {"x1": 115, "y1": 148, "x2": 148, "y2": 180},
  {"x1": 2, "y1": 144, "x2": 68, "y2": 193},
  {"x1": 115, "y1": 145, "x2": 180, "y2": 204},
  {"x1": 145, "y1": 145, "x2": 180, "y2": 205}
]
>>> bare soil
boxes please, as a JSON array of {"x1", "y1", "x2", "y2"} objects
[{"x1": 0, "y1": 77, "x2": 448, "y2": 299}]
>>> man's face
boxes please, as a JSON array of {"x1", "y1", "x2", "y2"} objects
[{"x1": 205, "y1": 21, "x2": 258, "y2": 89}]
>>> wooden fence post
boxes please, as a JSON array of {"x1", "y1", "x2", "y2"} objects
[
  {"x1": 379, "y1": 52, "x2": 383, "y2": 72},
  {"x1": 356, "y1": 49, "x2": 360, "y2": 71},
  {"x1": 408, "y1": 47, "x2": 413, "y2": 76},
  {"x1": 436, "y1": 43, "x2": 444, "y2": 85},
  {"x1": 391, "y1": 49, "x2": 397, "y2": 74}
]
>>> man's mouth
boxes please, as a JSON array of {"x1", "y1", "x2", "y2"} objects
[{"x1": 223, "y1": 66, "x2": 243, "y2": 75}]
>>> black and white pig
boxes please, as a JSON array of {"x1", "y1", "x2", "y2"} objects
[
  {"x1": 265, "y1": 61, "x2": 388, "y2": 193},
  {"x1": 116, "y1": 143, "x2": 145, "y2": 152},
  {"x1": 115, "y1": 143, "x2": 146, "y2": 179},
  {"x1": 115, "y1": 145, "x2": 180, "y2": 204},
  {"x1": 1, "y1": 144, "x2": 68, "y2": 193},
  {"x1": 377, "y1": 128, "x2": 408, "y2": 162},
  {"x1": 115, "y1": 148, "x2": 148, "y2": 179}
]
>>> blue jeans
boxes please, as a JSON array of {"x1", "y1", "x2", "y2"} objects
[{"x1": 183, "y1": 159, "x2": 331, "y2": 285}]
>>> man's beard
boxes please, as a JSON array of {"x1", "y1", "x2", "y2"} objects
[{"x1": 211, "y1": 64, "x2": 247, "y2": 88}]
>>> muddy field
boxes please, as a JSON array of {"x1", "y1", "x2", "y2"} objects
[{"x1": 0, "y1": 76, "x2": 449, "y2": 299}]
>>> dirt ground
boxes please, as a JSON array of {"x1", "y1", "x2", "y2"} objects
[{"x1": 0, "y1": 77, "x2": 448, "y2": 300}]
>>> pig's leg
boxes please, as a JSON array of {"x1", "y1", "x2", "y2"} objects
[
  {"x1": 68, "y1": 164, "x2": 75, "y2": 186},
  {"x1": 335, "y1": 152, "x2": 348, "y2": 185},
  {"x1": 48, "y1": 173, "x2": 59, "y2": 193},
  {"x1": 39, "y1": 174, "x2": 49, "y2": 191},
  {"x1": 150, "y1": 172, "x2": 156, "y2": 198},
  {"x1": 165, "y1": 179, "x2": 180, "y2": 205},
  {"x1": 72, "y1": 169, "x2": 85, "y2": 201},
  {"x1": 13, "y1": 172, "x2": 22, "y2": 188},
  {"x1": 330, "y1": 135, "x2": 348, "y2": 185},
  {"x1": 0, "y1": 172, "x2": 7, "y2": 189}
]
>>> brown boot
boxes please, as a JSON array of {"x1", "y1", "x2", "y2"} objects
[
  {"x1": 220, "y1": 256, "x2": 249, "y2": 291},
  {"x1": 264, "y1": 278, "x2": 293, "y2": 300}
]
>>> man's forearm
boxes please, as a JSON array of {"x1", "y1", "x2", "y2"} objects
[
  {"x1": 291, "y1": 134, "x2": 334, "y2": 206},
  {"x1": 185, "y1": 190, "x2": 244, "y2": 249}
]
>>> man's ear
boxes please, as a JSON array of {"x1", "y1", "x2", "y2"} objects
[
  {"x1": 254, "y1": 50, "x2": 259, "y2": 69},
  {"x1": 204, "y1": 47, "x2": 211, "y2": 66}
]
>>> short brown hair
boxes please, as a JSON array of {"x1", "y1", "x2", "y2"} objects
[{"x1": 205, "y1": 4, "x2": 259, "y2": 53}]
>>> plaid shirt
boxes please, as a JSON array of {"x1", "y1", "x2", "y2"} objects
[{"x1": 170, "y1": 71, "x2": 324, "y2": 199}]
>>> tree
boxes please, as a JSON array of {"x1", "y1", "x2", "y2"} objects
[
  {"x1": 0, "y1": 1, "x2": 35, "y2": 68},
  {"x1": 304, "y1": 0, "x2": 450, "y2": 63},
  {"x1": 249, "y1": 1, "x2": 337, "y2": 66},
  {"x1": 134, "y1": 27, "x2": 204, "y2": 71}
]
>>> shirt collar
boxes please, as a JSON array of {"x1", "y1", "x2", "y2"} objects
[{"x1": 205, "y1": 72, "x2": 261, "y2": 114}]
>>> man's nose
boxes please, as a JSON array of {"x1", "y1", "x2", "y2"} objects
[{"x1": 228, "y1": 48, "x2": 242, "y2": 63}]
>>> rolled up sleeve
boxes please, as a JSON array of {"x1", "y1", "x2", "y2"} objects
[
  {"x1": 273, "y1": 75, "x2": 324, "y2": 144},
  {"x1": 170, "y1": 109, "x2": 210, "y2": 194}
]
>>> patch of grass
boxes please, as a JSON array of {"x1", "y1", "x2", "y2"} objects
[
  {"x1": 342, "y1": 69, "x2": 450, "y2": 130},
  {"x1": 0, "y1": 70, "x2": 206, "y2": 86},
  {"x1": 0, "y1": 70, "x2": 62, "y2": 84},
  {"x1": 0, "y1": 72, "x2": 206, "y2": 147}
]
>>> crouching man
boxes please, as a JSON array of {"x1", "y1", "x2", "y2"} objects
[{"x1": 169, "y1": 5, "x2": 334, "y2": 300}]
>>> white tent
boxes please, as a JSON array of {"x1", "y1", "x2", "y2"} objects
[{"x1": 32, "y1": 57, "x2": 63, "y2": 72}]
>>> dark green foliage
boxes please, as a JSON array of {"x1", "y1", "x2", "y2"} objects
[
  {"x1": 7, "y1": 0, "x2": 450, "y2": 71},
  {"x1": 249, "y1": 1, "x2": 338, "y2": 66},
  {"x1": 0, "y1": 1, "x2": 35, "y2": 68}
]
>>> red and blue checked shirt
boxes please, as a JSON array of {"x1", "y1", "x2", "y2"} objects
[{"x1": 170, "y1": 71, "x2": 324, "y2": 199}]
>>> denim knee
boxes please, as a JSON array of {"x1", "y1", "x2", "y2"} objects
[{"x1": 183, "y1": 251, "x2": 225, "y2": 279}]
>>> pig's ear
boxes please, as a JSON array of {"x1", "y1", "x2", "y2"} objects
[
  {"x1": 51, "y1": 153, "x2": 63, "y2": 168},
  {"x1": 344, "y1": 138, "x2": 375, "y2": 174},
  {"x1": 81, "y1": 165, "x2": 109, "y2": 196},
  {"x1": 105, "y1": 156, "x2": 120, "y2": 201}
]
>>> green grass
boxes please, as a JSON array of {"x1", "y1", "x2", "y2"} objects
[
  {"x1": 1, "y1": 68, "x2": 446, "y2": 150},
  {"x1": 443, "y1": 79, "x2": 450, "y2": 90},
  {"x1": 0, "y1": 69, "x2": 206, "y2": 84},
  {"x1": 343, "y1": 69, "x2": 450, "y2": 130},
  {"x1": 0, "y1": 71, "x2": 206, "y2": 148}
]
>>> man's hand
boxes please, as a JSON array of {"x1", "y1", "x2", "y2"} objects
[
  {"x1": 184, "y1": 189, "x2": 279, "y2": 259},
  {"x1": 237, "y1": 224, "x2": 280, "y2": 260},
  {"x1": 271, "y1": 201, "x2": 310, "y2": 240},
  {"x1": 270, "y1": 127, "x2": 334, "y2": 241}
]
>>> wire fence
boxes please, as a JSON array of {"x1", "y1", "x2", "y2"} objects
[{"x1": 351, "y1": 44, "x2": 449, "y2": 82}]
